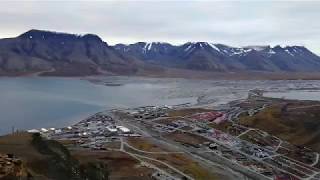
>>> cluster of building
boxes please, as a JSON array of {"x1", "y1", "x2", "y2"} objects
[
  {"x1": 239, "y1": 130, "x2": 281, "y2": 151},
  {"x1": 25, "y1": 100, "x2": 320, "y2": 180},
  {"x1": 238, "y1": 129, "x2": 320, "y2": 178},
  {"x1": 152, "y1": 124, "x2": 177, "y2": 133},
  {"x1": 204, "y1": 138, "x2": 305, "y2": 180},
  {"x1": 125, "y1": 107, "x2": 284, "y2": 178},
  {"x1": 193, "y1": 124, "x2": 274, "y2": 159},
  {"x1": 195, "y1": 123, "x2": 320, "y2": 179},
  {"x1": 128, "y1": 106, "x2": 172, "y2": 120},
  {"x1": 206, "y1": 129, "x2": 239, "y2": 147},
  {"x1": 202, "y1": 128, "x2": 320, "y2": 178},
  {"x1": 130, "y1": 104, "x2": 320, "y2": 180},
  {"x1": 151, "y1": 119, "x2": 193, "y2": 134},
  {"x1": 190, "y1": 111, "x2": 226, "y2": 124},
  {"x1": 209, "y1": 143, "x2": 276, "y2": 177},
  {"x1": 240, "y1": 142, "x2": 273, "y2": 159},
  {"x1": 28, "y1": 112, "x2": 139, "y2": 150}
]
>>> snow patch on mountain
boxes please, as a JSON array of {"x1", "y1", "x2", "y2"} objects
[
  {"x1": 208, "y1": 43, "x2": 221, "y2": 52},
  {"x1": 285, "y1": 49, "x2": 294, "y2": 56}
]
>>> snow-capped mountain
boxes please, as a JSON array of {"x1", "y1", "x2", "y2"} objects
[
  {"x1": 114, "y1": 42, "x2": 176, "y2": 64},
  {"x1": 114, "y1": 42, "x2": 320, "y2": 72},
  {"x1": 1, "y1": 29, "x2": 320, "y2": 76}
]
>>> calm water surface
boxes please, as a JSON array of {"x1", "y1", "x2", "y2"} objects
[
  {"x1": 1, "y1": 77, "x2": 320, "y2": 134},
  {"x1": 0, "y1": 77, "x2": 196, "y2": 134}
]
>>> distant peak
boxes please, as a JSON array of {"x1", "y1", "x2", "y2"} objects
[
  {"x1": 149, "y1": 42, "x2": 168, "y2": 44},
  {"x1": 272, "y1": 45, "x2": 305, "y2": 49},
  {"x1": 141, "y1": 42, "x2": 173, "y2": 46},
  {"x1": 243, "y1": 45, "x2": 270, "y2": 51},
  {"x1": 19, "y1": 29, "x2": 78, "y2": 39},
  {"x1": 81, "y1": 34, "x2": 103, "y2": 42},
  {"x1": 18, "y1": 29, "x2": 103, "y2": 43},
  {"x1": 185, "y1": 42, "x2": 209, "y2": 45},
  {"x1": 271, "y1": 45, "x2": 308, "y2": 54},
  {"x1": 183, "y1": 42, "x2": 221, "y2": 51},
  {"x1": 20, "y1": 29, "x2": 49, "y2": 35},
  {"x1": 21, "y1": 29, "x2": 45, "y2": 35}
]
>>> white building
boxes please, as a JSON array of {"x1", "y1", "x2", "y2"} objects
[
  {"x1": 106, "y1": 125, "x2": 117, "y2": 132},
  {"x1": 116, "y1": 126, "x2": 130, "y2": 133},
  {"x1": 27, "y1": 129, "x2": 40, "y2": 133}
]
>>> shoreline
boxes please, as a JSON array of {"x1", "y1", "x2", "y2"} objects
[
  {"x1": 1, "y1": 76, "x2": 320, "y2": 135},
  {"x1": 4, "y1": 68, "x2": 320, "y2": 80}
]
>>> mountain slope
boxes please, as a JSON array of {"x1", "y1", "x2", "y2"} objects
[
  {"x1": 115, "y1": 42, "x2": 320, "y2": 72},
  {"x1": 114, "y1": 42, "x2": 178, "y2": 67},
  {"x1": 1, "y1": 29, "x2": 320, "y2": 76},
  {"x1": 0, "y1": 29, "x2": 140, "y2": 76}
]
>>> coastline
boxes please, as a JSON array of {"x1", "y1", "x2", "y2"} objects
[{"x1": 4, "y1": 67, "x2": 320, "y2": 80}]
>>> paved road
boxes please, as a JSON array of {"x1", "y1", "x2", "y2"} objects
[
  {"x1": 123, "y1": 141, "x2": 184, "y2": 154},
  {"x1": 311, "y1": 153, "x2": 320, "y2": 167}
]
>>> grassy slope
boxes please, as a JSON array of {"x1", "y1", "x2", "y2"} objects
[
  {"x1": 239, "y1": 103, "x2": 320, "y2": 152},
  {"x1": 71, "y1": 149, "x2": 154, "y2": 180},
  {"x1": 0, "y1": 132, "x2": 109, "y2": 180}
]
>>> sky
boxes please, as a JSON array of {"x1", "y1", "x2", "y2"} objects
[{"x1": 0, "y1": 1, "x2": 320, "y2": 54}]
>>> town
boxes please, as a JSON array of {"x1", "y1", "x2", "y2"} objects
[{"x1": 27, "y1": 92, "x2": 320, "y2": 180}]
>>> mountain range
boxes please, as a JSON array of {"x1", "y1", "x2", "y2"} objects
[
  {"x1": 1, "y1": 29, "x2": 320, "y2": 76},
  {"x1": 114, "y1": 42, "x2": 320, "y2": 72}
]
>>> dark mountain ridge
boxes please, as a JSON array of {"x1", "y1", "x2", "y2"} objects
[
  {"x1": 0, "y1": 29, "x2": 320, "y2": 76},
  {"x1": 114, "y1": 42, "x2": 320, "y2": 72},
  {"x1": 0, "y1": 29, "x2": 140, "y2": 76}
]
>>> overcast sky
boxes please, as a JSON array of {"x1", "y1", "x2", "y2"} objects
[{"x1": 0, "y1": 1, "x2": 320, "y2": 54}]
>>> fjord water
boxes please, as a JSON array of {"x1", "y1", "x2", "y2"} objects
[
  {"x1": 1, "y1": 77, "x2": 320, "y2": 135},
  {"x1": 0, "y1": 77, "x2": 197, "y2": 134}
]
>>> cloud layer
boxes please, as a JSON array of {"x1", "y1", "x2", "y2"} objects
[{"x1": 0, "y1": 1, "x2": 319, "y2": 54}]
